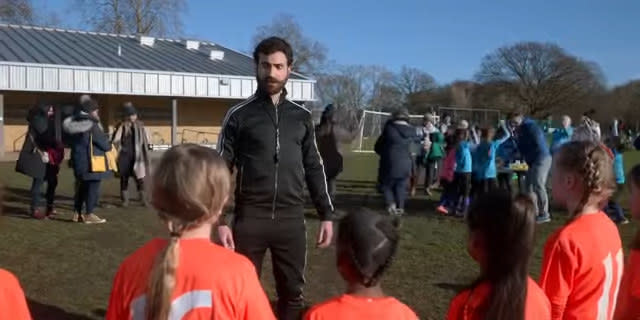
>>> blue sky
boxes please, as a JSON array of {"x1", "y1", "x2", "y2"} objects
[{"x1": 38, "y1": 0, "x2": 639, "y2": 86}]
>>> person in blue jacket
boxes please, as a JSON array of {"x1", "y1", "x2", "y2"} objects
[
  {"x1": 453, "y1": 127, "x2": 472, "y2": 217},
  {"x1": 473, "y1": 120, "x2": 511, "y2": 195},
  {"x1": 550, "y1": 115, "x2": 573, "y2": 154},
  {"x1": 496, "y1": 125, "x2": 520, "y2": 194},
  {"x1": 605, "y1": 137, "x2": 629, "y2": 224},
  {"x1": 509, "y1": 112, "x2": 552, "y2": 224}
]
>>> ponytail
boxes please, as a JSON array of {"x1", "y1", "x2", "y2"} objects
[{"x1": 146, "y1": 221, "x2": 184, "y2": 320}]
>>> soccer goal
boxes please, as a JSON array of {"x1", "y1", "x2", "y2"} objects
[
  {"x1": 437, "y1": 107, "x2": 502, "y2": 128},
  {"x1": 353, "y1": 110, "x2": 439, "y2": 153}
]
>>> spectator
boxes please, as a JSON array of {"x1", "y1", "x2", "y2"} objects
[
  {"x1": 16, "y1": 99, "x2": 64, "y2": 219},
  {"x1": 375, "y1": 108, "x2": 420, "y2": 216},
  {"x1": 112, "y1": 102, "x2": 151, "y2": 207},
  {"x1": 509, "y1": 112, "x2": 552, "y2": 223},
  {"x1": 63, "y1": 99, "x2": 111, "y2": 224},
  {"x1": 550, "y1": 115, "x2": 573, "y2": 154},
  {"x1": 413, "y1": 113, "x2": 439, "y2": 196}
]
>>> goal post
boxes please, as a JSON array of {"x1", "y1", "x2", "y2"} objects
[{"x1": 353, "y1": 110, "x2": 439, "y2": 153}]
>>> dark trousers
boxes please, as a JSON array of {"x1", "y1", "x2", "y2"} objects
[
  {"x1": 438, "y1": 178, "x2": 455, "y2": 207},
  {"x1": 234, "y1": 216, "x2": 306, "y2": 320},
  {"x1": 120, "y1": 174, "x2": 143, "y2": 194},
  {"x1": 453, "y1": 172, "x2": 472, "y2": 211},
  {"x1": 382, "y1": 177, "x2": 410, "y2": 209},
  {"x1": 477, "y1": 178, "x2": 497, "y2": 196},
  {"x1": 497, "y1": 172, "x2": 512, "y2": 194},
  {"x1": 30, "y1": 164, "x2": 59, "y2": 211},
  {"x1": 605, "y1": 184, "x2": 626, "y2": 222},
  {"x1": 74, "y1": 180, "x2": 101, "y2": 214},
  {"x1": 416, "y1": 159, "x2": 439, "y2": 190}
]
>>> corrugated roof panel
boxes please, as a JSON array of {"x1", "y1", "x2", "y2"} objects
[{"x1": 0, "y1": 25, "x2": 310, "y2": 80}]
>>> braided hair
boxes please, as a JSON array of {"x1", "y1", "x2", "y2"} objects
[
  {"x1": 337, "y1": 209, "x2": 400, "y2": 288},
  {"x1": 555, "y1": 141, "x2": 615, "y2": 218}
]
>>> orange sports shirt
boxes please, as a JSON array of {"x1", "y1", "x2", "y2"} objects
[
  {"x1": 106, "y1": 238, "x2": 275, "y2": 320},
  {"x1": 614, "y1": 249, "x2": 640, "y2": 320},
  {"x1": 446, "y1": 277, "x2": 550, "y2": 320},
  {"x1": 0, "y1": 269, "x2": 31, "y2": 320},
  {"x1": 539, "y1": 211, "x2": 623, "y2": 320},
  {"x1": 304, "y1": 294, "x2": 418, "y2": 320}
]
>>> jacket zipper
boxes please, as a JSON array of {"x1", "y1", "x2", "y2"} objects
[{"x1": 272, "y1": 103, "x2": 280, "y2": 219}]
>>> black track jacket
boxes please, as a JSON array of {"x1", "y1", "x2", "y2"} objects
[{"x1": 218, "y1": 88, "x2": 334, "y2": 221}]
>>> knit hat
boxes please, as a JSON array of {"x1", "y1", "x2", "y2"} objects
[
  {"x1": 123, "y1": 102, "x2": 137, "y2": 116},
  {"x1": 81, "y1": 99, "x2": 99, "y2": 113},
  {"x1": 392, "y1": 108, "x2": 410, "y2": 122}
]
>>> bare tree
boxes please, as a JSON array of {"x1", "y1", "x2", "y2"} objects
[
  {"x1": 475, "y1": 42, "x2": 605, "y2": 116},
  {"x1": 395, "y1": 66, "x2": 436, "y2": 97},
  {"x1": 74, "y1": 0, "x2": 186, "y2": 36},
  {"x1": 316, "y1": 65, "x2": 395, "y2": 110},
  {"x1": 0, "y1": 0, "x2": 34, "y2": 24},
  {"x1": 253, "y1": 13, "x2": 327, "y2": 75}
]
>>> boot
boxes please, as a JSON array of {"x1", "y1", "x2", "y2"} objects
[
  {"x1": 139, "y1": 191, "x2": 148, "y2": 207},
  {"x1": 121, "y1": 191, "x2": 130, "y2": 208}
]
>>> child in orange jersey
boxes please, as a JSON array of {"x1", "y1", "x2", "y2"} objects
[
  {"x1": 447, "y1": 193, "x2": 550, "y2": 320},
  {"x1": 105, "y1": 144, "x2": 275, "y2": 320},
  {"x1": 0, "y1": 187, "x2": 32, "y2": 320},
  {"x1": 304, "y1": 209, "x2": 417, "y2": 320},
  {"x1": 614, "y1": 164, "x2": 640, "y2": 320},
  {"x1": 540, "y1": 141, "x2": 623, "y2": 320}
]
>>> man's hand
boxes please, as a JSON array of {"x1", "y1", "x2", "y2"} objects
[
  {"x1": 217, "y1": 225, "x2": 235, "y2": 250},
  {"x1": 316, "y1": 221, "x2": 334, "y2": 248}
]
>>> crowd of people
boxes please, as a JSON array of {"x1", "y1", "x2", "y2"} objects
[
  {"x1": 15, "y1": 96, "x2": 151, "y2": 223},
  {"x1": 1, "y1": 36, "x2": 640, "y2": 320}
]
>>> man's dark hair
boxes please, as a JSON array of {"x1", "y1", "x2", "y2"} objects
[{"x1": 253, "y1": 37, "x2": 294, "y2": 66}]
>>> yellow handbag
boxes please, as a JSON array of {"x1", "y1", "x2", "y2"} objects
[
  {"x1": 89, "y1": 134, "x2": 107, "y2": 173},
  {"x1": 106, "y1": 144, "x2": 119, "y2": 173}
]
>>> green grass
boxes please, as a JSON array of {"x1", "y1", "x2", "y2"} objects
[{"x1": 0, "y1": 151, "x2": 638, "y2": 319}]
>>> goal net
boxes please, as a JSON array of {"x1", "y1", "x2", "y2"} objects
[
  {"x1": 437, "y1": 107, "x2": 502, "y2": 128},
  {"x1": 353, "y1": 110, "x2": 439, "y2": 153}
]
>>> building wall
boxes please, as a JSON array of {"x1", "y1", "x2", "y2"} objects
[{"x1": 2, "y1": 91, "x2": 241, "y2": 152}]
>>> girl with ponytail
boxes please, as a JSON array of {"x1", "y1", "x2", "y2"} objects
[{"x1": 106, "y1": 144, "x2": 275, "y2": 320}]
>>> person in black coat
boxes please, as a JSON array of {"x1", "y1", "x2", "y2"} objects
[
  {"x1": 63, "y1": 99, "x2": 111, "y2": 224},
  {"x1": 16, "y1": 100, "x2": 65, "y2": 219},
  {"x1": 375, "y1": 108, "x2": 421, "y2": 216}
]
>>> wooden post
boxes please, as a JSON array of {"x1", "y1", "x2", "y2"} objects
[{"x1": 171, "y1": 98, "x2": 178, "y2": 145}]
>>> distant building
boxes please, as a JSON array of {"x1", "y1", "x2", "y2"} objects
[{"x1": 0, "y1": 24, "x2": 316, "y2": 155}]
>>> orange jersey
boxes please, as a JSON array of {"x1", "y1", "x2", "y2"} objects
[
  {"x1": 614, "y1": 249, "x2": 640, "y2": 320},
  {"x1": 446, "y1": 277, "x2": 550, "y2": 320},
  {"x1": 0, "y1": 269, "x2": 31, "y2": 320},
  {"x1": 106, "y1": 238, "x2": 275, "y2": 320},
  {"x1": 539, "y1": 211, "x2": 623, "y2": 320},
  {"x1": 304, "y1": 294, "x2": 418, "y2": 320}
]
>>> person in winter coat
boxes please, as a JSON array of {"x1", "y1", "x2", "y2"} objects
[
  {"x1": 413, "y1": 113, "x2": 440, "y2": 196},
  {"x1": 315, "y1": 104, "x2": 359, "y2": 203},
  {"x1": 111, "y1": 102, "x2": 150, "y2": 207},
  {"x1": 375, "y1": 108, "x2": 420, "y2": 216},
  {"x1": 510, "y1": 112, "x2": 552, "y2": 224},
  {"x1": 16, "y1": 100, "x2": 64, "y2": 219},
  {"x1": 63, "y1": 99, "x2": 111, "y2": 224}
]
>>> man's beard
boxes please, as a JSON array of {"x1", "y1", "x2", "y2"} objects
[{"x1": 258, "y1": 76, "x2": 288, "y2": 95}]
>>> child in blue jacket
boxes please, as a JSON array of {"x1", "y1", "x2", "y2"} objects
[
  {"x1": 453, "y1": 128, "x2": 472, "y2": 217},
  {"x1": 605, "y1": 137, "x2": 629, "y2": 224},
  {"x1": 473, "y1": 121, "x2": 511, "y2": 196}
]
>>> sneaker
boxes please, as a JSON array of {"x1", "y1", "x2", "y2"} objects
[
  {"x1": 72, "y1": 213, "x2": 83, "y2": 223},
  {"x1": 46, "y1": 207, "x2": 57, "y2": 218},
  {"x1": 536, "y1": 215, "x2": 551, "y2": 224},
  {"x1": 454, "y1": 211, "x2": 465, "y2": 218},
  {"x1": 425, "y1": 189, "x2": 432, "y2": 196},
  {"x1": 436, "y1": 205, "x2": 449, "y2": 215},
  {"x1": 82, "y1": 214, "x2": 106, "y2": 224},
  {"x1": 387, "y1": 205, "x2": 397, "y2": 216},
  {"x1": 619, "y1": 218, "x2": 630, "y2": 225},
  {"x1": 396, "y1": 208, "x2": 405, "y2": 216},
  {"x1": 31, "y1": 209, "x2": 46, "y2": 220}
]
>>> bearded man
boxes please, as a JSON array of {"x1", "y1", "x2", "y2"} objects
[{"x1": 216, "y1": 37, "x2": 335, "y2": 320}]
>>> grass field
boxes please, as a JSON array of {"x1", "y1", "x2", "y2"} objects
[{"x1": 0, "y1": 151, "x2": 638, "y2": 320}]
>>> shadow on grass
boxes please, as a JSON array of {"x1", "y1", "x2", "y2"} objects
[
  {"x1": 434, "y1": 282, "x2": 468, "y2": 293},
  {"x1": 27, "y1": 299, "x2": 94, "y2": 320},
  {"x1": 4, "y1": 186, "x2": 75, "y2": 203}
]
